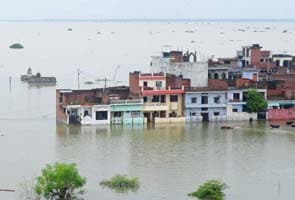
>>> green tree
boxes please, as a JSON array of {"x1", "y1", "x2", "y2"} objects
[
  {"x1": 245, "y1": 89, "x2": 267, "y2": 113},
  {"x1": 34, "y1": 163, "x2": 86, "y2": 200},
  {"x1": 188, "y1": 179, "x2": 228, "y2": 200}
]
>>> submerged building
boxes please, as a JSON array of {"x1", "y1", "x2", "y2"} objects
[
  {"x1": 129, "y1": 71, "x2": 190, "y2": 123},
  {"x1": 21, "y1": 67, "x2": 56, "y2": 84},
  {"x1": 184, "y1": 79, "x2": 228, "y2": 122},
  {"x1": 56, "y1": 86, "x2": 144, "y2": 125}
]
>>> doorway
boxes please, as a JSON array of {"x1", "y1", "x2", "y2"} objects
[{"x1": 201, "y1": 113, "x2": 209, "y2": 122}]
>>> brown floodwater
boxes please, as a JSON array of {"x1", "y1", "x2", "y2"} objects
[{"x1": 1, "y1": 22, "x2": 295, "y2": 200}]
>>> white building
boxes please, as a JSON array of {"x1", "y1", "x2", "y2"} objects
[
  {"x1": 150, "y1": 51, "x2": 208, "y2": 87},
  {"x1": 272, "y1": 54, "x2": 293, "y2": 67}
]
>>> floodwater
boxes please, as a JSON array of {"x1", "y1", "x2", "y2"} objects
[{"x1": 1, "y1": 21, "x2": 295, "y2": 200}]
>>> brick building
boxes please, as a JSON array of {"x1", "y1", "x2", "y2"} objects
[{"x1": 56, "y1": 86, "x2": 130, "y2": 125}]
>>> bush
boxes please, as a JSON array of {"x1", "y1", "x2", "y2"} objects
[
  {"x1": 100, "y1": 174, "x2": 139, "y2": 192},
  {"x1": 34, "y1": 163, "x2": 86, "y2": 200},
  {"x1": 188, "y1": 179, "x2": 228, "y2": 200}
]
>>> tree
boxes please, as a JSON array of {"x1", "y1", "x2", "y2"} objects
[
  {"x1": 245, "y1": 89, "x2": 267, "y2": 113},
  {"x1": 34, "y1": 163, "x2": 86, "y2": 200},
  {"x1": 188, "y1": 179, "x2": 228, "y2": 200}
]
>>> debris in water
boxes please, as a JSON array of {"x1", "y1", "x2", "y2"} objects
[
  {"x1": 85, "y1": 81, "x2": 94, "y2": 84},
  {"x1": 282, "y1": 30, "x2": 288, "y2": 33},
  {"x1": 67, "y1": 28, "x2": 72, "y2": 31},
  {"x1": 238, "y1": 29, "x2": 246, "y2": 32}
]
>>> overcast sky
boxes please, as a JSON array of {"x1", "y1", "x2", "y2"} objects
[{"x1": 1, "y1": 0, "x2": 294, "y2": 20}]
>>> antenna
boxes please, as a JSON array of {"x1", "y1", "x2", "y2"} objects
[{"x1": 96, "y1": 77, "x2": 111, "y2": 90}]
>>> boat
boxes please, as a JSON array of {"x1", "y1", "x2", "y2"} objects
[
  {"x1": 286, "y1": 121, "x2": 294, "y2": 125},
  {"x1": 270, "y1": 124, "x2": 280, "y2": 128},
  {"x1": 221, "y1": 126, "x2": 233, "y2": 130}
]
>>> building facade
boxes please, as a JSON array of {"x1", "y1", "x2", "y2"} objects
[
  {"x1": 184, "y1": 90, "x2": 227, "y2": 122},
  {"x1": 56, "y1": 86, "x2": 130, "y2": 125},
  {"x1": 150, "y1": 50, "x2": 208, "y2": 87},
  {"x1": 129, "y1": 71, "x2": 189, "y2": 123},
  {"x1": 110, "y1": 99, "x2": 144, "y2": 125}
]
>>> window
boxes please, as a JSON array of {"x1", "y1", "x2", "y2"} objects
[
  {"x1": 156, "y1": 81, "x2": 162, "y2": 88},
  {"x1": 214, "y1": 96, "x2": 221, "y2": 104},
  {"x1": 191, "y1": 97, "x2": 197, "y2": 103},
  {"x1": 84, "y1": 110, "x2": 89, "y2": 117},
  {"x1": 143, "y1": 96, "x2": 148, "y2": 102},
  {"x1": 232, "y1": 108, "x2": 238, "y2": 112},
  {"x1": 169, "y1": 111, "x2": 177, "y2": 117},
  {"x1": 201, "y1": 107, "x2": 208, "y2": 111},
  {"x1": 143, "y1": 81, "x2": 148, "y2": 87},
  {"x1": 213, "y1": 112, "x2": 220, "y2": 116},
  {"x1": 131, "y1": 111, "x2": 141, "y2": 118},
  {"x1": 160, "y1": 95, "x2": 166, "y2": 103},
  {"x1": 170, "y1": 95, "x2": 178, "y2": 102},
  {"x1": 95, "y1": 97, "x2": 102, "y2": 104},
  {"x1": 59, "y1": 94, "x2": 63, "y2": 103},
  {"x1": 259, "y1": 92, "x2": 265, "y2": 99},
  {"x1": 233, "y1": 93, "x2": 240, "y2": 101},
  {"x1": 95, "y1": 111, "x2": 108, "y2": 120},
  {"x1": 201, "y1": 96, "x2": 208, "y2": 104},
  {"x1": 190, "y1": 112, "x2": 196, "y2": 116},
  {"x1": 152, "y1": 95, "x2": 160, "y2": 102},
  {"x1": 160, "y1": 111, "x2": 166, "y2": 118},
  {"x1": 113, "y1": 112, "x2": 122, "y2": 118}
]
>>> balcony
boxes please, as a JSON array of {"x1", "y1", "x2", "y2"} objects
[
  {"x1": 143, "y1": 103, "x2": 168, "y2": 111},
  {"x1": 142, "y1": 86, "x2": 184, "y2": 96},
  {"x1": 227, "y1": 99, "x2": 246, "y2": 105},
  {"x1": 110, "y1": 99, "x2": 143, "y2": 105},
  {"x1": 185, "y1": 103, "x2": 227, "y2": 108}
]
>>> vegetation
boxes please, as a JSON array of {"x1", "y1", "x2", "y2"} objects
[
  {"x1": 34, "y1": 163, "x2": 86, "y2": 200},
  {"x1": 100, "y1": 174, "x2": 139, "y2": 192},
  {"x1": 188, "y1": 179, "x2": 228, "y2": 200},
  {"x1": 9, "y1": 43, "x2": 24, "y2": 49},
  {"x1": 245, "y1": 89, "x2": 267, "y2": 113},
  {"x1": 18, "y1": 178, "x2": 41, "y2": 200}
]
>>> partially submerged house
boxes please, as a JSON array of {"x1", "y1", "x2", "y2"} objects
[
  {"x1": 129, "y1": 71, "x2": 190, "y2": 123},
  {"x1": 56, "y1": 86, "x2": 142, "y2": 125},
  {"x1": 184, "y1": 79, "x2": 228, "y2": 122}
]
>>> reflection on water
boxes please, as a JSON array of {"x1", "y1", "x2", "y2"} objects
[{"x1": 51, "y1": 122, "x2": 295, "y2": 200}]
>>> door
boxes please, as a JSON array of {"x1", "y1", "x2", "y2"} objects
[{"x1": 201, "y1": 113, "x2": 209, "y2": 122}]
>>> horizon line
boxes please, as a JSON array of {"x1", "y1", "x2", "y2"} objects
[{"x1": 1, "y1": 18, "x2": 295, "y2": 23}]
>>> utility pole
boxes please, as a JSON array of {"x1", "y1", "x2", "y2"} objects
[
  {"x1": 9, "y1": 76, "x2": 12, "y2": 93},
  {"x1": 77, "y1": 68, "x2": 80, "y2": 90}
]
